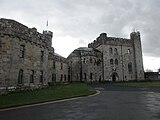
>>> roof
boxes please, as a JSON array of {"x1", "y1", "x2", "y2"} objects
[{"x1": 67, "y1": 47, "x2": 101, "y2": 59}]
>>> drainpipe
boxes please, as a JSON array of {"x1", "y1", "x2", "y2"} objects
[{"x1": 121, "y1": 45, "x2": 124, "y2": 81}]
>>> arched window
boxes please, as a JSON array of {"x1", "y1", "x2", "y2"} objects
[
  {"x1": 90, "y1": 58, "x2": 92, "y2": 63},
  {"x1": 52, "y1": 74, "x2": 56, "y2": 82},
  {"x1": 110, "y1": 59, "x2": 113, "y2": 65},
  {"x1": 40, "y1": 51, "x2": 44, "y2": 62},
  {"x1": 30, "y1": 70, "x2": 34, "y2": 83},
  {"x1": 53, "y1": 61, "x2": 56, "y2": 69},
  {"x1": 20, "y1": 45, "x2": 25, "y2": 58},
  {"x1": 128, "y1": 49, "x2": 131, "y2": 54},
  {"x1": 128, "y1": 63, "x2": 132, "y2": 73},
  {"x1": 109, "y1": 48, "x2": 113, "y2": 54},
  {"x1": 18, "y1": 69, "x2": 23, "y2": 84},
  {"x1": 40, "y1": 71, "x2": 43, "y2": 83},
  {"x1": 115, "y1": 59, "x2": 118, "y2": 65},
  {"x1": 114, "y1": 48, "x2": 118, "y2": 54}
]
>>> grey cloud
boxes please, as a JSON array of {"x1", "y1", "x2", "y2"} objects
[{"x1": 0, "y1": 0, "x2": 160, "y2": 57}]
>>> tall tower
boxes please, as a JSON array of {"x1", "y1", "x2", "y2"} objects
[
  {"x1": 130, "y1": 31, "x2": 144, "y2": 80},
  {"x1": 43, "y1": 30, "x2": 53, "y2": 47}
]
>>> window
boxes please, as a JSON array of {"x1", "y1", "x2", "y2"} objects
[
  {"x1": 40, "y1": 71, "x2": 43, "y2": 83},
  {"x1": 41, "y1": 51, "x2": 44, "y2": 62},
  {"x1": 114, "y1": 48, "x2": 118, "y2": 54},
  {"x1": 128, "y1": 63, "x2": 132, "y2": 73},
  {"x1": 94, "y1": 59, "x2": 97, "y2": 65},
  {"x1": 20, "y1": 45, "x2": 25, "y2": 58},
  {"x1": 109, "y1": 48, "x2": 113, "y2": 54},
  {"x1": 110, "y1": 59, "x2": 113, "y2": 65},
  {"x1": 52, "y1": 74, "x2": 56, "y2": 82},
  {"x1": 90, "y1": 73, "x2": 93, "y2": 80},
  {"x1": 90, "y1": 58, "x2": 92, "y2": 63},
  {"x1": 60, "y1": 74, "x2": 63, "y2": 81},
  {"x1": 60, "y1": 63, "x2": 63, "y2": 70},
  {"x1": 18, "y1": 69, "x2": 23, "y2": 84},
  {"x1": 84, "y1": 73, "x2": 87, "y2": 80},
  {"x1": 97, "y1": 59, "x2": 101, "y2": 65},
  {"x1": 83, "y1": 58, "x2": 86, "y2": 64},
  {"x1": 64, "y1": 75, "x2": 67, "y2": 81},
  {"x1": 128, "y1": 49, "x2": 131, "y2": 54},
  {"x1": 115, "y1": 59, "x2": 118, "y2": 65},
  {"x1": 30, "y1": 70, "x2": 34, "y2": 83},
  {"x1": 68, "y1": 75, "x2": 70, "y2": 81},
  {"x1": 53, "y1": 61, "x2": 56, "y2": 69}
]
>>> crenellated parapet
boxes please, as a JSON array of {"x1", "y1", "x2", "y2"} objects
[
  {"x1": 88, "y1": 33, "x2": 132, "y2": 48},
  {"x1": 0, "y1": 18, "x2": 53, "y2": 49},
  {"x1": 88, "y1": 33, "x2": 107, "y2": 48}
]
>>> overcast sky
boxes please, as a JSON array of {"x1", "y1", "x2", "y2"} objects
[{"x1": 0, "y1": 0, "x2": 160, "y2": 71}]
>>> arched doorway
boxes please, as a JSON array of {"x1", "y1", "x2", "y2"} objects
[{"x1": 111, "y1": 72, "x2": 119, "y2": 82}]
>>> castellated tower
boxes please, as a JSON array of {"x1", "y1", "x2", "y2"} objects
[
  {"x1": 43, "y1": 30, "x2": 53, "y2": 48},
  {"x1": 130, "y1": 31, "x2": 145, "y2": 80},
  {"x1": 88, "y1": 32, "x2": 144, "y2": 82}
]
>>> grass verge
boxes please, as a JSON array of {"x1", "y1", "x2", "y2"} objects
[
  {"x1": 114, "y1": 81, "x2": 160, "y2": 87},
  {"x1": 0, "y1": 83, "x2": 96, "y2": 109}
]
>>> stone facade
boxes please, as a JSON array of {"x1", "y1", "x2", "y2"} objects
[
  {"x1": 0, "y1": 18, "x2": 67, "y2": 93},
  {"x1": 67, "y1": 47, "x2": 102, "y2": 82},
  {"x1": 48, "y1": 53, "x2": 68, "y2": 83},
  {"x1": 0, "y1": 18, "x2": 145, "y2": 93}
]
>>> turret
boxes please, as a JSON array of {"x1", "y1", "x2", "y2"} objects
[
  {"x1": 130, "y1": 31, "x2": 144, "y2": 80},
  {"x1": 100, "y1": 33, "x2": 107, "y2": 39},
  {"x1": 43, "y1": 30, "x2": 53, "y2": 47}
]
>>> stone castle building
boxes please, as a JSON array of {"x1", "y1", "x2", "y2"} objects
[
  {"x1": 0, "y1": 18, "x2": 144, "y2": 92},
  {"x1": 0, "y1": 18, "x2": 68, "y2": 92},
  {"x1": 68, "y1": 32, "x2": 144, "y2": 82}
]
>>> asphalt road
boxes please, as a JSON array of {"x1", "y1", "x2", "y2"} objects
[{"x1": 0, "y1": 83, "x2": 160, "y2": 120}]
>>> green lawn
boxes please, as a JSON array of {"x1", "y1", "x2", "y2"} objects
[
  {"x1": 0, "y1": 83, "x2": 96, "y2": 109},
  {"x1": 114, "y1": 81, "x2": 160, "y2": 87}
]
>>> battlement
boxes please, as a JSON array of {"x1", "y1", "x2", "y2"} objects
[
  {"x1": 0, "y1": 18, "x2": 53, "y2": 49},
  {"x1": 130, "y1": 31, "x2": 140, "y2": 40},
  {"x1": 88, "y1": 33, "x2": 132, "y2": 48}
]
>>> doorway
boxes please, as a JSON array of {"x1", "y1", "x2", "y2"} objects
[{"x1": 111, "y1": 72, "x2": 118, "y2": 82}]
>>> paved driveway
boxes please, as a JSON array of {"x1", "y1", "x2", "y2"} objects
[{"x1": 0, "y1": 83, "x2": 160, "y2": 120}]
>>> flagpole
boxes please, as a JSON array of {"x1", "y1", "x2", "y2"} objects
[{"x1": 46, "y1": 19, "x2": 48, "y2": 31}]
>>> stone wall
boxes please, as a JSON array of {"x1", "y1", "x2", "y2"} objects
[
  {"x1": 48, "y1": 53, "x2": 68, "y2": 83},
  {"x1": 0, "y1": 18, "x2": 54, "y2": 91},
  {"x1": 67, "y1": 47, "x2": 103, "y2": 82},
  {"x1": 0, "y1": 32, "x2": 50, "y2": 89}
]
